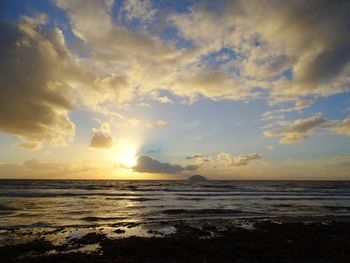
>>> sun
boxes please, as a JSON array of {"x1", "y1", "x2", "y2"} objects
[
  {"x1": 119, "y1": 152, "x2": 137, "y2": 167},
  {"x1": 115, "y1": 142, "x2": 138, "y2": 168}
]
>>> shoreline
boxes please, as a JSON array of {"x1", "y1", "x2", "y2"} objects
[{"x1": 1, "y1": 216, "x2": 350, "y2": 262}]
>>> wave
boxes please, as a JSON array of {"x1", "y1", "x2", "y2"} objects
[
  {"x1": 0, "y1": 192, "x2": 160, "y2": 198},
  {"x1": 0, "y1": 204, "x2": 15, "y2": 211},
  {"x1": 176, "y1": 197, "x2": 206, "y2": 201},
  {"x1": 105, "y1": 197, "x2": 158, "y2": 202},
  {"x1": 81, "y1": 216, "x2": 126, "y2": 222},
  {"x1": 322, "y1": 206, "x2": 350, "y2": 211},
  {"x1": 0, "y1": 184, "x2": 114, "y2": 191},
  {"x1": 1, "y1": 221, "x2": 53, "y2": 229},
  {"x1": 1, "y1": 180, "x2": 350, "y2": 230},
  {"x1": 1, "y1": 191, "x2": 349, "y2": 199},
  {"x1": 272, "y1": 204, "x2": 350, "y2": 211},
  {"x1": 161, "y1": 209, "x2": 244, "y2": 215},
  {"x1": 262, "y1": 197, "x2": 350, "y2": 200},
  {"x1": 0, "y1": 204, "x2": 16, "y2": 215}
]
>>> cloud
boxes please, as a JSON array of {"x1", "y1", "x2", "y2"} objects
[
  {"x1": 133, "y1": 155, "x2": 198, "y2": 174},
  {"x1": 89, "y1": 123, "x2": 114, "y2": 148},
  {"x1": 15, "y1": 140, "x2": 43, "y2": 151},
  {"x1": 156, "y1": 96, "x2": 173, "y2": 104},
  {"x1": 261, "y1": 98, "x2": 315, "y2": 122},
  {"x1": 294, "y1": 99, "x2": 315, "y2": 111},
  {"x1": 54, "y1": 0, "x2": 113, "y2": 41},
  {"x1": 2, "y1": 0, "x2": 349, "y2": 155},
  {"x1": 150, "y1": 91, "x2": 174, "y2": 104},
  {"x1": 186, "y1": 154, "x2": 204, "y2": 160},
  {"x1": 186, "y1": 152, "x2": 263, "y2": 168},
  {"x1": 54, "y1": 0, "x2": 182, "y2": 80},
  {"x1": 170, "y1": 70, "x2": 250, "y2": 101},
  {"x1": 329, "y1": 118, "x2": 350, "y2": 136},
  {"x1": 186, "y1": 154, "x2": 210, "y2": 166},
  {"x1": 0, "y1": 11, "x2": 133, "y2": 149},
  {"x1": 263, "y1": 115, "x2": 327, "y2": 144},
  {"x1": 0, "y1": 17, "x2": 76, "y2": 149},
  {"x1": 146, "y1": 120, "x2": 169, "y2": 129},
  {"x1": 121, "y1": 0, "x2": 156, "y2": 24},
  {"x1": 217, "y1": 152, "x2": 261, "y2": 166},
  {"x1": 170, "y1": 0, "x2": 350, "y2": 99},
  {"x1": 50, "y1": 0, "x2": 350, "y2": 108},
  {"x1": 240, "y1": 0, "x2": 350, "y2": 97},
  {"x1": 264, "y1": 115, "x2": 350, "y2": 144},
  {"x1": 89, "y1": 132, "x2": 114, "y2": 148},
  {"x1": 53, "y1": 0, "x2": 350, "y2": 107},
  {"x1": 52, "y1": 0, "x2": 257, "y2": 103}
]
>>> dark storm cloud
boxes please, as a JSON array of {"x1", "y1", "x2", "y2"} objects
[{"x1": 133, "y1": 156, "x2": 198, "y2": 174}]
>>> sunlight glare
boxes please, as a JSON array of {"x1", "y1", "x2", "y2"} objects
[{"x1": 116, "y1": 142, "x2": 137, "y2": 168}]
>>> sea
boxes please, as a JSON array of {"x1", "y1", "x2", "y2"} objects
[{"x1": 1, "y1": 180, "x2": 350, "y2": 231}]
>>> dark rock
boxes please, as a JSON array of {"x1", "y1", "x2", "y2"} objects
[
  {"x1": 114, "y1": 229, "x2": 126, "y2": 234},
  {"x1": 73, "y1": 233, "x2": 106, "y2": 244},
  {"x1": 2, "y1": 221, "x2": 350, "y2": 263}
]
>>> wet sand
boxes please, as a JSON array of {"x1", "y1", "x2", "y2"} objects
[{"x1": 1, "y1": 217, "x2": 350, "y2": 262}]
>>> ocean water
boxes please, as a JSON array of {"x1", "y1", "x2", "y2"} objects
[{"x1": 0, "y1": 180, "x2": 350, "y2": 229}]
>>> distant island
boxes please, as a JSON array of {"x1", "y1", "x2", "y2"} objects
[{"x1": 188, "y1": 175, "x2": 207, "y2": 181}]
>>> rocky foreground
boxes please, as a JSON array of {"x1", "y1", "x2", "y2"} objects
[{"x1": 1, "y1": 220, "x2": 350, "y2": 262}]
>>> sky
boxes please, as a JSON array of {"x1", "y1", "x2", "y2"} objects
[{"x1": 0, "y1": 0, "x2": 349, "y2": 180}]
